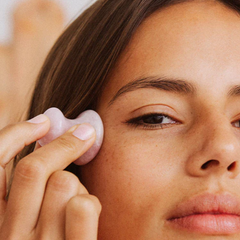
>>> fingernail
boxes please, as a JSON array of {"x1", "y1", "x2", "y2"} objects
[
  {"x1": 27, "y1": 114, "x2": 48, "y2": 124},
  {"x1": 72, "y1": 124, "x2": 95, "y2": 141}
]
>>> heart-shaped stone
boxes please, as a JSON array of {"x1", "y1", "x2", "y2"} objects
[{"x1": 38, "y1": 107, "x2": 104, "y2": 165}]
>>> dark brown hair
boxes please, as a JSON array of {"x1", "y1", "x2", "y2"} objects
[{"x1": 12, "y1": 0, "x2": 240, "y2": 177}]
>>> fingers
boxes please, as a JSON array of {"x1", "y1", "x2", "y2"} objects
[
  {"x1": 66, "y1": 194, "x2": 102, "y2": 240},
  {"x1": 36, "y1": 171, "x2": 88, "y2": 239},
  {"x1": 0, "y1": 114, "x2": 50, "y2": 168},
  {"x1": 0, "y1": 115, "x2": 50, "y2": 230},
  {"x1": 2, "y1": 123, "x2": 96, "y2": 236}
]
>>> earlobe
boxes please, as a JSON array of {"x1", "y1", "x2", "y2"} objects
[{"x1": 37, "y1": 107, "x2": 104, "y2": 165}]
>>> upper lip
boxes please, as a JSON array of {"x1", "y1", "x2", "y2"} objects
[{"x1": 168, "y1": 193, "x2": 240, "y2": 220}]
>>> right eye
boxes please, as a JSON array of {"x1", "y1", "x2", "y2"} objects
[{"x1": 125, "y1": 113, "x2": 179, "y2": 130}]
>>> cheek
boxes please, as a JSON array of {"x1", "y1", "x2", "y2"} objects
[
  {"x1": 80, "y1": 124, "x2": 188, "y2": 237},
  {"x1": 80, "y1": 125, "x2": 184, "y2": 205}
]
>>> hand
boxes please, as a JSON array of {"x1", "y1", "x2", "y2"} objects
[{"x1": 0, "y1": 114, "x2": 101, "y2": 239}]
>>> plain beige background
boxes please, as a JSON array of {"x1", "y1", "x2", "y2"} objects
[{"x1": 0, "y1": 0, "x2": 95, "y2": 44}]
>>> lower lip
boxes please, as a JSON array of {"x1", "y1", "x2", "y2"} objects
[{"x1": 168, "y1": 214, "x2": 240, "y2": 234}]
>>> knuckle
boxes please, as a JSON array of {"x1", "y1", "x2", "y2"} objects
[
  {"x1": 0, "y1": 228, "x2": 22, "y2": 240},
  {"x1": 0, "y1": 123, "x2": 20, "y2": 138},
  {"x1": 1, "y1": 123, "x2": 15, "y2": 132},
  {"x1": 48, "y1": 171, "x2": 80, "y2": 192},
  {"x1": 0, "y1": 234, "x2": 16, "y2": 240},
  {"x1": 56, "y1": 135, "x2": 79, "y2": 155},
  {"x1": 15, "y1": 158, "x2": 46, "y2": 181},
  {"x1": 0, "y1": 121, "x2": 39, "y2": 143},
  {"x1": 2, "y1": 122, "x2": 27, "y2": 135},
  {"x1": 68, "y1": 195, "x2": 102, "y2": 217},
  {"x1": 36, "y1": 233, "x2": 47, "y2": 240}
]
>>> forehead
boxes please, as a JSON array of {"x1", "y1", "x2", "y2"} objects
[{"x1": 99, "y1": 1, "x2": 240, "y2": 108}]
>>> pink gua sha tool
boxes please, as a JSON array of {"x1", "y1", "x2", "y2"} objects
[{"x1": 38, "y1": 107, "x2": 104, "y2": 165}]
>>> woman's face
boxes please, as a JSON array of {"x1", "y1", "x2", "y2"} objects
[{"x1": 81, "y1": 1, "x2": 240, "y2": 239}]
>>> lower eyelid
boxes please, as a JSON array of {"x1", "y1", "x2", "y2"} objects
[
  {"x1": 145, "y1": 122, "x2": 178, "y2": 127},
  {"x1": 133, "y1": 122, "x2": 181, "y2": 130}
]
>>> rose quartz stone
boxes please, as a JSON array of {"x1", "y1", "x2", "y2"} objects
[{"x1": 38, "y1": 107, "x2": 104, "y2": 165}]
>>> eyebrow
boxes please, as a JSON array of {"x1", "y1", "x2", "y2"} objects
[{"x1": 108, "y1": 77, "x2": 196, "y2": 106}]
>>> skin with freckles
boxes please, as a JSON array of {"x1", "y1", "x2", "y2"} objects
[{"x1": 79, "y1": 1, "x2": 240, "y2": 239}]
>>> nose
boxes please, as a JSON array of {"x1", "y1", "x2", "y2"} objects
[{"x1": 186, "y1": 117, "x2": 240, "y2": 178}]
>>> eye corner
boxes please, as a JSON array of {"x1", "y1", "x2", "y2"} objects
[{"x1": 232, "y1": 120, "x2": 240, "y2": 128}]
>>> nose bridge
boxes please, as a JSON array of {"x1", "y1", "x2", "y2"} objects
[{"x1": 186, "y1": 111, "x2": 240, "y2": 177}]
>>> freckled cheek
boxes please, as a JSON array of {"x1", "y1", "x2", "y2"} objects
[
  {"x1": 85, "y1": 129, "x2": 182, "y2": 197},
  {"x1": 80, "y1": 128, "x2": 188, "y2": 230}
]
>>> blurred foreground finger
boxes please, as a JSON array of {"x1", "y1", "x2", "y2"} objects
[
  {"x1": 0, "y1": 114, "x2": 50, "y2": 168},
  {"x1": 66, "y1": 195, "x2": 101, "y2": 240},
  {"x1": 37, "y1": 171, "x2": 88, "y2": 239}
]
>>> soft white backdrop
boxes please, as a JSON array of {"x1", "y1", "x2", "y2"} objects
[{"x1": 0, "y1": 0, "x2": 95, "y2": 44}]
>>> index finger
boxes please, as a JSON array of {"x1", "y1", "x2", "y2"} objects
[
  {"x1": 3, "y1": 123, "x2": 96, "y2": 235},
  {"x1": 0, "y1": 114, "x2": 50, "y2": 168}
]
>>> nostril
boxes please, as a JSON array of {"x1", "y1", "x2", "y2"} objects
[
  {"x1": 201, "y1": 160, "x2": 237, "y2": 171},
  {"x1": 227, "y1": 162, "x2": 236, "y2": 171},
  {"x1": 201, "y1": 160, "x2": 219, "y2": 170}
]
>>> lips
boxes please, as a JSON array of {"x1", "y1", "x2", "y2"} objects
[{"x1": 167, "y1": 193, "x2": 240, "y2": 234}]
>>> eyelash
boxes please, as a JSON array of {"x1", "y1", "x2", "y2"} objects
[
  {"x1": 125, "y1": 114, "x2": 240, "y2": 130},
  {"x1": 124, "y1": 112, "x2": 180, "y2": 130}
]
